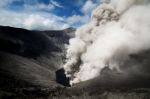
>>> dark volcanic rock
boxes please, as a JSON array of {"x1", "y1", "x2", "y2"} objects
[
  {"x1": 0, "y1": 26, "x2": 75, "y2": 95},
  {"x1": 0, "y1": 26, "x2": 75, "y2": 58},
  {"x1": 56, "y1": 68, "x2": 70, "y2": 87}
]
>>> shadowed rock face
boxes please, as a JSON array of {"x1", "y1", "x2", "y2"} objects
[
  {"x1": 56, "y1": 68, "x2": 70, "y2": 87},
  {"x1": 0, "y1": 26, "x2": 75, "y2": 58},
  {"x1": 0, "y1": 26, "x2": 75, "y2": 94}
]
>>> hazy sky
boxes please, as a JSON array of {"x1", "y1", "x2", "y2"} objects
[{"x1": 0, "y1": 0, "x2": 101, "y2": 30}]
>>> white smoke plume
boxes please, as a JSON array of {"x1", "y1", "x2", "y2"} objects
[{"x1": 64, "y1": 0, "x2": 150, "y2": 85}]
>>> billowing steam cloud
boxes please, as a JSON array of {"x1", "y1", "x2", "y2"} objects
[{"x1": 64, "y1": 0, "x2": 150, "y2": 85}]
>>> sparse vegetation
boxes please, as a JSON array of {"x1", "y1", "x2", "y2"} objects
[{"x1": 1, "y1": 88, "x2": 149, "y2": 99}]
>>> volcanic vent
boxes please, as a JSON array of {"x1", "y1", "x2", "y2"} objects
[{"x1": 63, "y1": 0, "x2": 150, "y2": 85}]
